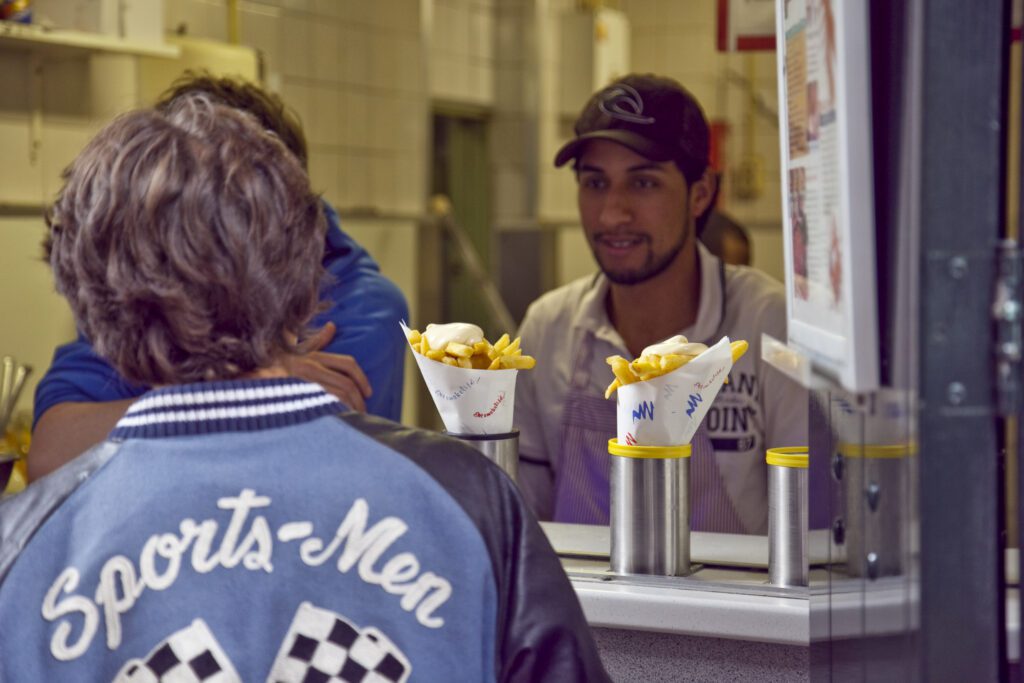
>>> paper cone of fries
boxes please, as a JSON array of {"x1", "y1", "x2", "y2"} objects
[
  {"x1": 402, "y1": 322, "x2": 519, "y2": 434},
  {"x1": 616, "y1": 337, "x2": 736, "y2": 447}
]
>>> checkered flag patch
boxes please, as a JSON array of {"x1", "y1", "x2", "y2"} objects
[
  {"x1": 268, "y1": 602, "x2": 411, "y2": 683},
  {"x1": 112, "y1": 619, "x2": 241, "y2": 683}
]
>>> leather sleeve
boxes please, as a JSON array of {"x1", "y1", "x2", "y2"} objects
[{"x1": 339, "y1": 413, "x2": 610, "y2": 682}]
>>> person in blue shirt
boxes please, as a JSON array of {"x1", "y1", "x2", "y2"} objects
[
  {"x1": 1, "y1": 92, "x2": 608, "y2": 682},
  {"x1": 30, "y1": 73, "x2": 409, "y2": 480}
]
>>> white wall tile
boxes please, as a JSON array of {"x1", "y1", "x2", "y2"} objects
[
  {"x1": 397, "y1": 35, "x2": 427, "y2": 95},
  {"x1": 40, "y1": 62, "x2": 91, "y2": 118},
  {"x1": 467, "y1": 61, "x2": 493, "y2": 105},
  {"x1": 280, "y1": 12, "x2": 313, "y2": 77},
  {"x1": 430, "y1": 54, "x2": 469, "y2": 102},
  {"x1": 394, "y1": 97, "x2": 426, "y2": 157},
  {"x1": 279, "y1": 80, "x2": 314, "y2": 132},
  {"x1": 448, "y1": 2, "x2": 471, "y2": 58},
  {"x1": 311, "y1": 19, "x2": 343, "y2": 83},
  {"x1": 432, "y1": 1, "x2": 458, "y2": 56},
  {"x1": 342, "y1": 27, "x2": 372, "y2": 87},
  {"x1": 0, "y1": 118, "x2": 42, "y2": 203},
  {"x1": 393, "y1": 152, "x2": 425, "y2": 214},
  {"x1": 469, "y1": 5, "x2": 493, "y2": 60},
  {"x1": 370, "y1": 152, "x2": 397, "y2": 209},
  {"x1": 659, "y1": 0, "x2": 712, "y2": 30},
  {"x1": 621, "y1": 0, "x2": 658, "y2": 30},
  {"x1": 539, "y1": 166, "x2": 577, "y2": 222},
  {"x1": 240, "y1": 5, "x2": 284, "y2": 72},
  {"x1": 343, "y1": 90, "x2": 371, "y2": 149},
  {"x1": 375, "y1": 0, "x2": 420, "y2": 34},
  {"x1": 494, "y1": 11, "x2": 524, "y2": 57},
  {"x1": 370, "y1": 94, "x2": 400, "y2": 152},
  {"x1": 309, "y1": 0, "x2": 345, "y2": 20},
  {"x1": 371, "y1": 33, "x2": 402, "y2": 92},
  {"x1": 40, "y1": 123, "x2": 95, "y2": 199},
  {"x1": 307, "y1": 147, "x2": 340, "y2": 198},
  {"x1": 492, "y1": 167, "x2": 528, "y2": 220},
  {"x1": 309, "y1": 85, "x2": 342, "y2": 147},
  {"x1": 278, "y1": 0, "x2": 314, "y2": 14},
  {"x1": 338, "y1": 150, "x2": 370, "y2": 209},
  {"x1": 202, "y1": 0, "x2": 230, "y2": 41}
]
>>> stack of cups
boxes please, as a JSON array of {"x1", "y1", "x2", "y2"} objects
[
  {"x1": 767, "y1": 447, "x2": 808, "y2": 587},
  {"x1": 608, "y1": 439, "x2": 692, "y2": 576}
]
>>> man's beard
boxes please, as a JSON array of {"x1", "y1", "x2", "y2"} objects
[{"x1": 593, "y1": 230, "x2": 688, "y2": 286}]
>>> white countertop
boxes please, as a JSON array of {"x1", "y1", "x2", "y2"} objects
[
  {"x1": 542, "y1": 523, "x2": 810, "y2": 646},
  {"x1": 542, "y1": 526, "x2": 1021, "y2": 654}
]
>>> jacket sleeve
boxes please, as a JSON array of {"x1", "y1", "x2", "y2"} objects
[
  {"x1": 33, "y1": 334, "x2": 148, "y2": 428},
  {"x1": 491, "y1": 479, "x2": 611, "y2": 683},
  {"x1": 338, "y1": 414, "x2": 610, "y2": 682}
]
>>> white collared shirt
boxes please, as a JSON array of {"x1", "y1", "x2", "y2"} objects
[{"x1": 514, "y1": 244, "x2": 809, "y2": 531}]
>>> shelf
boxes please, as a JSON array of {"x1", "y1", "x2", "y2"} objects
[
  {"x1": 0, "y1": 21, "x2": 179, "y2": 59},
  {"x1": 0, "y1": 201, "x2": 45, "y2": 217}
]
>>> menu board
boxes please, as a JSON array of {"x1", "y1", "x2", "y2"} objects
[{"x1": 775, "y1": 0, "x2": 878, "y2": 392}]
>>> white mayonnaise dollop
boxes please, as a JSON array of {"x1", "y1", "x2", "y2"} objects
[
  {"x1": 424, "y1": 322, "x2": 484, "y2": 349},
  {"x1": 641, "y1": 335, "x2": 708, "y2": 357}
]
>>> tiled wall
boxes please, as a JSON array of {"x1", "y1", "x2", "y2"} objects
[
  {"x1": 429, "y1": 0, "x2": 495, "y2": 106},
  {"x1": 167, "y1": 0, "x2": 428, "y2": 218}
]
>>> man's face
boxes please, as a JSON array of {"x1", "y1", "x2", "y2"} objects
[{"x1": 576, "y1": 140, "x2": 695, "y2": 286}]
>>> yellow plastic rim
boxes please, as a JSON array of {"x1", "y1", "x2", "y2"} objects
[
  {"x1": 837, "y1": 442, "x2": 917, "y2": 459},
  {"x1": 607, "y1": 438, "x2": 691, "y2": 459},
  {"x1": 765, "y1": 447, "x2": 808, "y2": 468}
]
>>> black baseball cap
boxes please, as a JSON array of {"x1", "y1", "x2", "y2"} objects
[{"x1": 554, "y1": 73, "x2": 710, "y2": 182}]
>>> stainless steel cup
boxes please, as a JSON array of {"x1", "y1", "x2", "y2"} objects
[
  {"x1": 609, "y1": 438, "x2": 692, "y2": 576},
  {"x1": 446, "y1": 430, "x2": 519, "y2": 482},
  {"x1": 767, "y1": 447, "x2": 809, "y2": 587},
  {"x1": 841, "y1": 443, "x2": 912, "y2": 578}
]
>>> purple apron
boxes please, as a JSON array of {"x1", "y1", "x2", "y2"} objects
[{"x1": 552, "y1": 329, "x2": 748, "y2": 533}]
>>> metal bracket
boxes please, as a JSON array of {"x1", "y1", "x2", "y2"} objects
[{"x1": 993, "y1": 240, "x2": 1022, "y2": 415}]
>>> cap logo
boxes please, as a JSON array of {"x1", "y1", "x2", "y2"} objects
[{"x1": 598, "y1": 85, "x2": 655, "y2": 125}]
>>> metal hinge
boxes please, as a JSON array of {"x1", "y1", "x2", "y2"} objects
[{"x1": 993, "y1": 240, "x2": 1022, "y2": 415}]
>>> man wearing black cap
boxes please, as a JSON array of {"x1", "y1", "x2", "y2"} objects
[{"x1": 514, "y1": 74, "x2": 807, "y2": 533}]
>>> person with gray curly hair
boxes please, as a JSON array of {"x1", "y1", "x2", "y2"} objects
[
  {"x1": 0, "y1": 95, "x2": 609, "y2": 683},
  {"x1": 31, "y1": 73, "x2": 411, "y2": 482},
  {"x1": 46, "y1": 95, "x2": 326, "y2": 386}
]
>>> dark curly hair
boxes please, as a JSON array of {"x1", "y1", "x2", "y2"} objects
[
  {"x1": 155, "y1": 71, "x2": 309, "y2": 170},
  {"x1": 45, "y1": 93, "x2": 326, "y2": 385}
]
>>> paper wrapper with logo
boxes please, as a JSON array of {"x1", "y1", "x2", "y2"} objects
[
  {"x1": 616, "y1": 337, "x2": 736, "y2": 447},
  {"x1": 402, "y1": 322, "x2": 520, "y2": 435}
]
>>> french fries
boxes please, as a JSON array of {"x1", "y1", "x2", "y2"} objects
[
  {"x1": 604, "y1": 339, "x2": 749, "y2": 398},
  {"x1": 405, "y1": 327, "x2": 537, "y2": 371}
]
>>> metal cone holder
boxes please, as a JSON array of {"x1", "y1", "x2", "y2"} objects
[
  {"x1": 608, "y1": 438, "x2": 692, "y2": 576},
  {"x1": 767, "y1": 447, "x2": 809, "y2": 587},
  {"x1": 445, "y1": 429, "x2": 519, "y2": 483},
  {"x1": 841, "y1": 442, "x2": 914, "y2": 578}
]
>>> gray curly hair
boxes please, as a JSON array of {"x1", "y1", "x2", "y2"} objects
[{"x1": 45, "y1": 93, "x2": 327, "y2": 385}]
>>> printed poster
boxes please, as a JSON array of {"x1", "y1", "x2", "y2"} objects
[{"x1": 776, "y1": 0, "x2": 878, "y2": 391}]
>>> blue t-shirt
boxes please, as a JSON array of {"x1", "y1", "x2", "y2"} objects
[{"x1": 33, "y1": 202, "x2": 409, "y2": 423}]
